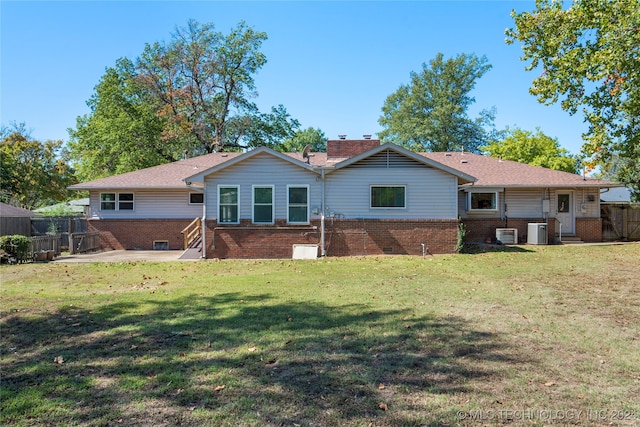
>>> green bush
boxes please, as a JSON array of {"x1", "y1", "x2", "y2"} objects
[
  {"x1": 0, "y1": 235, "x2": 31, "y2": 262},
  {"x1": 456, "y1": 219, "x2": 467, "y2": 253}
]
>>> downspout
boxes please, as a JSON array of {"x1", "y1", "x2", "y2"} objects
[
  {"x1": 503, "y1": 188, "x2": 508, "y2": 228},
  {"x1": 320, "y1": 168, "x2": 326, "y2": 257},
  {"x1": 201, "y1": 189, "x2": 207, "y2": 259}
]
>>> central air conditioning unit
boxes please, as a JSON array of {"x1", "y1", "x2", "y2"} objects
[
  {"x1": 527, "y1": 223, "x2": 548, "y2": 245},
  {"x1": 496, "y1": 228, "x2": 518, "y2": 244}
]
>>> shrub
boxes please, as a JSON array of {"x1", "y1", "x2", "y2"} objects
[
  {"x1": 456, "y1": 219, "x2": 467, "y2": 253},
  {"x1": 0, "y1": 234, "x2": 31, "y2": 262}
]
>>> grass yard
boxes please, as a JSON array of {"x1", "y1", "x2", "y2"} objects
[{"x1": 1, "y1": 244, "x2": 639, "y2": 426}]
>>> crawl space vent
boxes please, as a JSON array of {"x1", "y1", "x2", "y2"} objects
[{"x1": 153, "y1": 240, "x2": 169, "y2": 250}]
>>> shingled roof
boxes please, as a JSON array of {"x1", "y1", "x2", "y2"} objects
[
  {"x1": 69, "y1": 153, "x2": 243, "y2": 190},
  {"x1": 69, "y1": 146, "x2": 620, "y2": 191},
  {"x1": 420, "y1": 152, "x2": 619, "y2": 188},
  {"x1": 69, "y1": 150, "x2": 333, "y2": 191},
  {"x1": 0, "y1": 202, "x2": 35, "y2": 217}
]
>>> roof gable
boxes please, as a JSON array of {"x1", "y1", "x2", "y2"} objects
[
  {"x1": 330, "y1": 143, "x2": 476, "y2": 183},
  {"x1": 184, "y1": 146, "x2": 318, "y2": 183}
]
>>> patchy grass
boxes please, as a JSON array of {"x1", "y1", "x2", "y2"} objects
[{"x1": 1, "y1": 244, "x2": 639, "y2": 426}]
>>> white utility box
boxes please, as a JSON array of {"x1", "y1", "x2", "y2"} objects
[
  {"x1": 292, "y1": 244, "x2": 318, "y2": 259},
  {"x1": 496, "y1": 228, "x2": 518, "y2": 244}
]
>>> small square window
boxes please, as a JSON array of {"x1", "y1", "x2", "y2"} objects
[
  {"x1": 189, "y1": 193, "x2": 204, "y2": 204},
  {"x1": 118, "y1": 193, "x2": 134, "y2": 210},
  {"x1": 100, "y1": 193, "x2": 116, "y2": 211}
]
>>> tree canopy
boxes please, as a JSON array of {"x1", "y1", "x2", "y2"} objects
[
  {"x1": 378, "y1": 52, "x2": 497, "y2": 153},
  {"x1": 507, "y1": 0, "x2": 640, "y2": 194},
  {"x1": 1, "y1": 125, "x2": 76, "y2": 209},
  {"x1": 482, "y1": 127, "x2": 580, "y2": 173},
  {"x1": 277, "y1": 127, "x2": 327, "y2": 153},
  {"x1": 70, "y1": 20, "x2": 305, "y2": 180},
  {"x1": 136, "y1": 20, "x2": 274, "y2": 153},
  {"x1": 68, "y1": 58, "x2": 171, "y2": 182}
]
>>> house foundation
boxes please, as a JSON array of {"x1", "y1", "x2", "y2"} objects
[
  {"x1": 88, "y1": 219, "x2": 192, "y2": 251},
  {"x1": 205, "y1": 218, "x2": 458, "y2": 258}
]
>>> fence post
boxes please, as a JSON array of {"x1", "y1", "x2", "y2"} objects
[{"x1": 622, "y1": 207, "x2": 629, "y2": 241}]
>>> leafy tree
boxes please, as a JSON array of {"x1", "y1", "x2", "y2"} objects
[
  {"x1": 506, "y1": 0, "x2": 640, "y2": 188},
  {"x1": 1, "y1": 129, "x2": 76, "y2": 209},
  {"x1": 277, "y1": 127, "x2": 327, "y2": 153},
  {"x1": 136, "y1": 19, "x2": 279, "y2": 153},
  {"x1": 70, "y1": 20, "x2": 301, "y2": 178},
  {"x1": 235, "y1": 104, "x2": 301, "y2": 151},
  {"x1": 68, "y1": 58, "x2": 174, "y2": 182},
  {"x1": 379, "y1": 52, "x2": 497, "y2": 153},
  {"x1": 481, "y1": 127, "x2": 580, "y2": 173}
]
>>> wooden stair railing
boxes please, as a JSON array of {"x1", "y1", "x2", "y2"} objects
[{"x1": 181, "y1": 218, "x2": 202, "y2": 250}]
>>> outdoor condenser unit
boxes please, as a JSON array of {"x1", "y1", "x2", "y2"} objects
[
  {"x1": 527, "y1": 223, "x2": 548, "y2": 245},
  {"x1": 496, "y1": 228, "x2": 518, "y2": 244}
]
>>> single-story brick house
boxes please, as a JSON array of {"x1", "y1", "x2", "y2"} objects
[{"x1": 69, "y1": 139, "x2": 619, "y2": 258}]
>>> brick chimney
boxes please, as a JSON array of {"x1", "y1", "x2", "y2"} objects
[{"x1": 327, "y1": 137, "x2": 380, "y2": 159}]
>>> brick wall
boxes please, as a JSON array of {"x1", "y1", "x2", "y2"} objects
[
  {"x1": 327, "y1": 139, "x2": 380, "y2": 158},
  {"x1": 88, "y1": 219, "x2": 193, "y2": 250},
  {"x1": 576, "y1": 218, "x2": 602, "y2": 242},
  {"x1": 205, "y1": 218, "x2": 459, "y2": 258},
  {"x1": 89, "y1": 217, "x2": 604, "y2": 255},
  {"x1": 325, "y1": 219, "x2": 458, "y2": 256},
  {"x1": 206, "y1": 220, "x2": 320, "y2": 259}
]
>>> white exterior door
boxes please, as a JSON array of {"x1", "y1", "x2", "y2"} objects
[{"x1": 556, "y1": 191, "x2": 575, "y2": 234}]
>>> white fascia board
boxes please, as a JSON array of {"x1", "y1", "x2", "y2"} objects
[
  {"x1": 462, "y1": 187, "x2": 505, "y2": 192},
  {"x1": 68, "y1": 184, "x2": 189, "y2": 191},
  {"x1": 460, "y1": 183, "x2": 623, "y2": 190}
]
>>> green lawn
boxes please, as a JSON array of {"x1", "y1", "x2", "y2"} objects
[{"x1": 1, "y1": 244, "x2": 639, "y2": 426}]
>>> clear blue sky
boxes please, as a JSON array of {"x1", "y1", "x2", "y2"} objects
[{"x1": 1, "y1": 0, "x2": 589, "y2": 155}]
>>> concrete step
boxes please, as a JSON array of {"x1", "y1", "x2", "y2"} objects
[{"x1": 558, "y1": 235, "x2": 584, "y2": 244}]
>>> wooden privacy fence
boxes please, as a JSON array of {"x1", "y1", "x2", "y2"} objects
[
  {"x1": 31, "y1": 217, "x2": 88, "y2": 250},
  {"x1": 1, "y1": 217, "x2": 31, "y2": 236},
  {"x1": 602, "y1": 204, "x2": 640, "y2": 241},
  {"x1": 70, "y1": 232, "x2": 102, "y2": 254}
]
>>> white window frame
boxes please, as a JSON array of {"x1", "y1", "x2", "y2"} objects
[
  {"x1": 189, "y1": 192, "x2": 204, "y2": 205},
  {"x1": 100, "y1": 192, "x2": 134, "y2": 211},
  {"x1": 100, "y1": 193, "x2": 116, "y2": 211},
  {"x1": 118, "y1": 193, "x2": 135, "y2": 211},
  {"x1": 252, "y1": 185, "x2": 274, "y2": 224},
  {"x1": 217, "y1": 185, "x2": 240, "y2": 224},
  {"x1": 370, "y1": 185, "x2": 406, "y2": 209},
  {"x1": 467, "y1": 191, "x2": 499, "y2": 212},
  {"x1": 287, "y1": 185, "x2": 309, "y2": 224}
]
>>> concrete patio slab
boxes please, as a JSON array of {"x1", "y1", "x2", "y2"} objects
[{"x1": 53, "y1": 250, "x2": 200, "y2": 263}]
